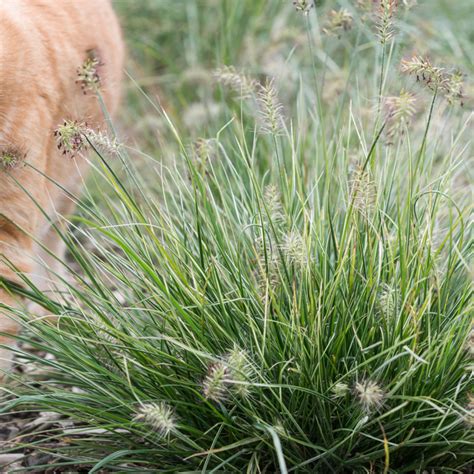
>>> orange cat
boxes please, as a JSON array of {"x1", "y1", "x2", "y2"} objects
[{"x1": 0, "y1": 0, "x2": 124, "y2": 376}]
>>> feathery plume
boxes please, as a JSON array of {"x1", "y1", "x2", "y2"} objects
[
  {"x1": 54, "y1": 120, "x2": 121, "y2": 157},
  {"x1": 191, "y1": 138, "x2": 216, "y2": 173},
  {"x1": 354, "y1": 380, "x2": 385, "y2": 411},
  {"x1": 332, "y1": 382, "x2": 350, "y2": 399},
  {"x1": 263, "y1": 185, "x2": 284, "y2": 225},
  {"x1": 76, "y1": 52, "x2": 102, "y2": 93},
  {"x1": 376, "y1": 0, "x2": 397, "y2": 45},
  {"x1": 444, "y1": 70, "x2": 464, "y2": 105},
  {"x1": 256, "y1": 79, "x2": 285, "y2": 135},
  {"x1": 401, "y1": 56, "x2": 445, "y2": 89},
  {"x1": 134, "y1": 402, "x2": 176, "y2": 437},
  {"x1": 0, "y1": 147, "x2": 25, "y2": 171},
  {"x1": 202, "y1": 349, "x2": 254, "y2": 403},
  {"x1": 293, "y1": 0, "x2": 314, "y2": 15},
  {"x1": 213, "y1": 66, "x2": 257, "y2": 99},
  {"x1": 323, "y1": 9, "x2": 353, "y2": 37},
  {"x1": 202, "y1": 361, "x2": 231, "y2": 402},
  {"x1": 226, "y1": 347, "x2": 253, "y2": 398},
  {"x1": 401, "y1": 56, "x2": 465, "y2": 104},
  {"x1": 281, "y1": 230, "x2": 309, "y2": 266},
  {"x1": 255, "y1": 234, "x2": 280, "y2": 301},
  {"x1": 85, "y1": 129, "x2": 122, "y2": 156},
  {"x1": 350, "y1": 167, "x2": 377, "y2": 217},
  {"x1": 54, "y1": 120, "x2": 87, "y2": 156},
  {"x1": 383, "y1": 90, "x2": 417, "y2": 143},
  {"x1": 378, "y1": 285, "x2": 397, "y2": 318}
]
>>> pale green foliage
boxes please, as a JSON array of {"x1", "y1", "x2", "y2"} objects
[{"x1": 1, "y1": 0, "x2": 472, "y2": 472}]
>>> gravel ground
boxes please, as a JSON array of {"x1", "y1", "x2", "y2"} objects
[{"x1": 0, "y1": 344, "x2": 85, "y2": 473}]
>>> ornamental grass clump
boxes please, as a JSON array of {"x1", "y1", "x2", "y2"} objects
[{"x1": 0, "y1": 1, "x2": 472, "y2": 472}]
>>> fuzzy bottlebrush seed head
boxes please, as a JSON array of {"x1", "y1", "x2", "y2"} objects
[
  {"x1": 350, "y1": 167, "x2": 377, "y2": 217},
  {"x1": 281, "y1": 230, "x2": 309, "y2": 267},
  {"x1": 134, "y1": 402, "x2": 177, "y2": 437},
  {"x1": 383, "y1": 90, "x2": 417, "y2": 144},
  {"x1": 226, "y1": 347, "x2": 253, "y2": 398},
  {"x1": 401, "y1": 56, "x2": 465, "y2": 105},
  {"x1": 376, "y1": 0, "x2": 397, "y2": 45},
  {"x1": 0, "y1": 147, "x2": 25, "y2": 171},
  {"x1": 263, "y1": 184, "x2": 284, "y2": 225},
  {"x1": 293, "y1": 0, "x2": 314, "y2": 15},
  {"x1": 76, "y1": 54, "x2": 102, "y2": 93},
  {"x1": 356, "y1": 0, "x2": 374, "y2": 21},
  {"x1": 256, "y1": 79, "x2": 285, "y2": 136},
  {"x1": 256, "y1": 185, "x2": 284, "y2": 298},
  {"x1": 54, "y1": 120, "x2": 87, "y2": 156},
  {"x1": 202, "y1": 350, "x2": 254, "y2": 402},
  {"x1": 255, "y1": 234, "x2": 280, "y2": 302},
  {"x1": 332, "y1": 382, "x2": 350, "y2": 399},
  {"x1": 401, "y1": 56, "x2": 445, "y2": 90},
  {"x1": 213, "y1": 66, "x2": 257, "y2": 99},
  {"x1": 378, "y1": 285, "x2": 397, "y2": 318},
  {"x1": 54, "y1": 120, "x2": 121, "y2": 157},
  {"x1": 191, "y1": 138, "x2": 216, "y2": 173},
  {"x1": 323, "y1": 9, "x2": 353, "y2": 37},
  {"x1": 85, "y1": 129, "x2": 122, "y2": 156},
  {"x1": 354, "y1": 380, "x2": 385, "y2": 411},
  {"x1": 443, "y1": 70, "x2": 464, "y2": 105},
  {"x1": 202, "y1": 361, "x2": 231, "y2": 403}
]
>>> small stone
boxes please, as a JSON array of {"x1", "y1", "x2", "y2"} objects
[{"x1": 0, "y1": 453, "x2": 24, "y2": 467}]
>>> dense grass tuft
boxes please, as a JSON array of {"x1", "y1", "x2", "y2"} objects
[{"x1": 1, "y1": 1, "x2": 472, "y2": 471}]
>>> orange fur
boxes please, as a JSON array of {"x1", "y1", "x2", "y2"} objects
[{"x1": 0, "y1": 0, "x2": 124, "y2": 375}]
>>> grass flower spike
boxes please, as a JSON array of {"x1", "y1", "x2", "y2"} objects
[
  {"x1": 213, "y1": 66, "x2": 257, "y2": 99},
  {"x1": 384, "y1": 90, "x2": 417, "y2": 143},
  {"x1": 54, "y1": 120, "x2": 87, "y2": 156},
  {"x1": 255, "y1": 234, "x2": 280, "y2": 301},
  {"x1": 350, "y1": 167, "x2": 377, "y2": 216},
  {"x1": 376, "y1": 0, "x2": 397, "y2": 44},
  {"x1": 281, "y1": 230, "x2": 308, "y2": 266},
  {"x1": 134, "y1": 402, "x2": 176, "y2": 437},
  {"x1": 401, "y1": 56, "x2": 465, "y2": 104},
  {"x1": 378, "y1": 285, "x2": 397, "y2": 318},
  {"x1": 323, "y1": 9, "x2": 353, "y2": 37},
  {"x1": 257, "y1": 79, "x2": 285, "y2": 135},
  {"x1": 0, "y1": 147, "x2": 25, "y2": 170},
  {"x1": 76, "y1": 53, "x2": 102, "y2": 93},
  {"x1": 465, "y1": 394, "x2": 474, "y2": 427},
  {"x1": 202, "y1": 361, "x2": 231, "y2": 402},
  {"x1": 54, "y1": 120, "x2": 121, "y2": 157},
  {"x1": 354, "y1": 380, "x2": 385, "y2": 411},
  {"x1": 332, "y1": 383, "x2": 350, "y2": 399},
  {"x1": 85, "y1": 129, "x2": 122, "y2": 156},
  {"x1": 263, "y1": 184, "x2": 284, "y2": 225},
  {"x1": 226, "y1": 347, "x2": 253, "y2": 398},
  {"x1": 293, "y1": 0, "x2": 314, "y2": 15}
]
